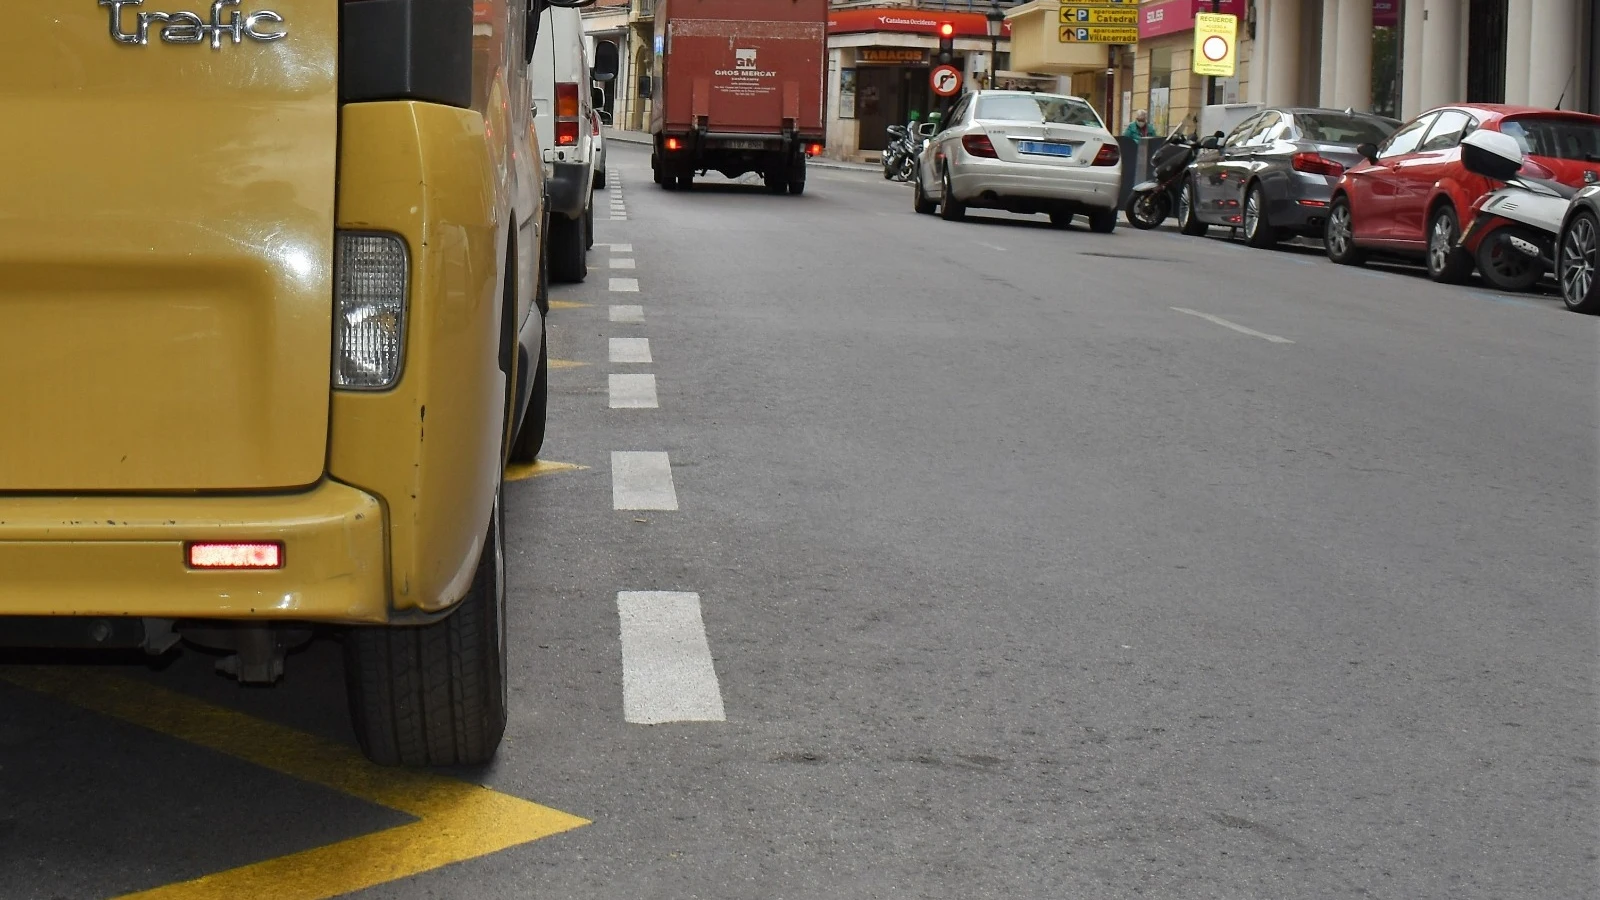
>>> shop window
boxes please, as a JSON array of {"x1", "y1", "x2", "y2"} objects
[{"x1": 1148, "y1": 46, "x2": 1173, "y2": 135}]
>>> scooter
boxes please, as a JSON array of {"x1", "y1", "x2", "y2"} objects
[
  {"x1": 1458, "y1": 128, "x2": 1581, "y2": 291},
  {"x1": 1123, "y1": 128, "x2": 1210, "y2": 230}
]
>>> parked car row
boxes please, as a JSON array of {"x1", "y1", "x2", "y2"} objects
[{"x1": 1166, "y1": 103, "x2": 1600, "y2": 313}]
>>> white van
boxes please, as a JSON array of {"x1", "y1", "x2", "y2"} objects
[{"x1": 532, "y1": 3, "x2": 597, "y2": 282}]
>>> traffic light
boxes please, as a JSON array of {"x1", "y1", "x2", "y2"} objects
[{"x1": 937, "y1": 22, "x2": 955, "y2": 63}]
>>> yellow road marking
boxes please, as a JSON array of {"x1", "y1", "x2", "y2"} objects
[
  {"x1": 549, "y1": 358, "x2": 587, "y2": 369},
  {"x1": 548, "y1": 300, "x2": 587, "y2": 310},
  {"x1": 505, "y1": 459, "x2": 588, "y2": 482},
  {"x1": 3, "y1": 668, "x2": 588, "y2": 900}
]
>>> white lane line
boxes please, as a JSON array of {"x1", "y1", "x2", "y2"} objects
[
  {"x1": 611, "y1": 451, "x2": 678, "y2": 510},
  {"x1": 976, "y1": 241, "x2": 1008, "y2": 252},
  {"x1": 610, "y1": 277, "x2": 639, "y2": 292},
  {"x1": 608, "y1": 243, "x2": 633, "y2": 252},
  {"x1": 617, "y1": 591, "x2": 725, "y2": 724},
  {"x1": 609, "y1": 337, "x2": 652, "y2": 363},
  {"x1": 609, "y1": 373, "x2": 659, "y2": 409},
  {"x1": 609, "y1": 258, "x2": 636, "y2": 269},
  {"x1": 610, "y1": 304, "x2": 645, "y2": 323},
  {"x1": 1171, "y1": 307, "x2": 1295, "y2": 344}
]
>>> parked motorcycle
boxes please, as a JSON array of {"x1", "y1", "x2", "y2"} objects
[
  {"x1": 1458, "y1": 128, "x2": 1580, "y2": 291},
  {"x1": 883, "y1": 115, "x2": 940, "y2": 183},
  {"x1": 1123, "y1": 129, "x2": 1211, "y2": 230},
  {"x1": 883, "y1": 125, "x2": 912, "y2": 180}
]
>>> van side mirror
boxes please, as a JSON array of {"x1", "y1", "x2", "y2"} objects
[{"x1": 1356, "y1": 142, "x2": 1379, "y2": 163}]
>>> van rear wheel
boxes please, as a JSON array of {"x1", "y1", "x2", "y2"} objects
[{"x1": 344, "y1": 491, "x2": 508, "y2": 767}]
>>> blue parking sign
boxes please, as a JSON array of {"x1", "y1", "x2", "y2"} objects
[
  {"x1": 1076, "y1": 27, "x2": 1089, "y2": 40},
  {"x1": 1075, "y1": 9, "x2": 1087, "y2": 20}
]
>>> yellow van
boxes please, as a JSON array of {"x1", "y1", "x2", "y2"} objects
[{"x1": 0, "y1": 0, "x2": 553, "y2": 766}]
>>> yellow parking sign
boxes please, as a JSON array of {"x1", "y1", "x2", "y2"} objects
[{"x1": 1193, "y1": 12, "x2": 1237, "y2": 77}]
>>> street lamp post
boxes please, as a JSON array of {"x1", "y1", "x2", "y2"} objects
[{"x1": 985, "y1": 1, "x2": 1004, "y2": 91}]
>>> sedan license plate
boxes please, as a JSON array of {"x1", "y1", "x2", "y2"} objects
[
  {"x1": 1018, "y1": 140, "x2": 1072, "y2": 158},
  {"x1": 721, "y1": 139, "x2": 766, "y2": 150}
]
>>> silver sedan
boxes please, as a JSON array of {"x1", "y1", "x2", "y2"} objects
[{"x1": 912, "y1": 90, "x2": 1124, "y2": 232}]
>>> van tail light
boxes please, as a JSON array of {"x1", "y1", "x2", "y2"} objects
[
  {"x1": 555, "y1": 82, "x2": 580, "y2": 146},
  {"x1": 962, "y1": 134, "x2": 998, "y2": 158},
  {"x1": 1092, "y1": 143, "x2": 1120, "y2": 166},
  {"x1": 1292, "y1": 152, "x2": 1346, "y2": 176},
  {"x1": 334, "y1": 232, "x2": 408, "y2": 389},
  {"x1": 188, "y1": 542, "x2": 284, "y2": 570},
  {"x1": 592, "y1": 112, "x2": 602, "y2": 136}
]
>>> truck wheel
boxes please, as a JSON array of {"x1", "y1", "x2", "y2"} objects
[
  {"x1": 344, "y1": 491, "x2": 508, "y2": 767},
  {"x1": 549, "y1": 210, "x2": 588, "y2": 283},
  {"x1": 787, "y1": 157, "x2": 807, "y2": 195},
  {"x1": 508, "y1": 318, "x2": 548, "y2": 464},
  {"x1": 765, "y1": 172, "x2": 788, "y2": 194}
]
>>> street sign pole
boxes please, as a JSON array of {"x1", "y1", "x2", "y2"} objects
[{"x1": 1207, "y1": 0, "x2": 1220, "y2": 106}]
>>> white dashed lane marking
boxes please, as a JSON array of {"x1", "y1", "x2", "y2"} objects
[
  {"x1": 1171, "y1": 307, "x2": 1295, "y2": 344},
  {"x1": 602, "y1": 243, "x2": 633, "y2": 252},
  {"x1": 609, "y1": 337, "x2": 652, "y2": 363},
  {"x1": 610, "y1": 277, "x2": 639, "y2": 292},
  {"x1": 609, "y1": 258, "x2": 636, "y2": 269},
  {"x1": 609, "y1": 374, "x2": 659, "y2": 409},
  {"x1": 617, "y1": 591, "x2": 725, "y2": 724},
  {"x1": 611, "y1": 451, "x2": 678, "y2": 510},
  {"x1": 610, "y1": 304, "x2": 645, "y2": 323}
]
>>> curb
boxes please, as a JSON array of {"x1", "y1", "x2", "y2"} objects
[{"x1": 602, "y1": 128, "x2": 879, "y2": 174}]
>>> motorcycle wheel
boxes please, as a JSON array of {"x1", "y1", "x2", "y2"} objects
[
  {"x1": 882, "y1": 156, "x2": 896, "y2": 180},
  {"x1": 1124, "y1": 191, "x2": 1170, "y2": 230},
  {"x1": 1475, "y1": 227, "x2": 1545, "y2": 292},
  {"x1": 897, "y1": 156, "x2": 917, "y2": 183}
]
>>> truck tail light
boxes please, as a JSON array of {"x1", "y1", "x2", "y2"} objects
[
  {"x1": 665, "y1": 137, "x2": 683, "y2": 151},
  {"x1": 1292, "y1": 152, "x2": 1346, "y2": 176},
  {"x1": 188, "y1": 542, "x2": 284, "y2": 570},
  {"x1": 555, "y1": 82, "x2": 580, "y2": 146},
  {"x1": 334, "y1": 232, "x2": 408, "y2": 390},
  {"x1": 962, "y1": 134, "x2": 998, "y2": 158},
  {"x1": 1092, "y1": 143, "x2": 1120, "y2": 166},
  {"x1": 805, "y1": 143, "x2": 824, "y2": 156}
]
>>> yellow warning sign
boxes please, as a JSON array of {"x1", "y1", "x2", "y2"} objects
[{"x1": 1193, "y1": 12, "x2": 1237, "y2": 77}]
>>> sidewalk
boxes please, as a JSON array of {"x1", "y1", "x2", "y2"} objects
[{"x1": 602, "y1": 127, "x2": 878, "y2": 173}]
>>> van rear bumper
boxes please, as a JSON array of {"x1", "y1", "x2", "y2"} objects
[{"x1": 0, "y1": 481, "x2": 390, "y2": 624}]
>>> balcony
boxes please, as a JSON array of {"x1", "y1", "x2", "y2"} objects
[{"x1": 631, "y1": 0, "x2": 653, "y2": 21}]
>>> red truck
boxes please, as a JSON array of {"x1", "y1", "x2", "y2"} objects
[{"x1": 650, "y1": 0, "x2": 827, "y2": 194}]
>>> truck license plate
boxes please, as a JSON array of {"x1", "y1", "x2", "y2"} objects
[
  {"x1": 721, "y1": 139, "x2": 766, "y2": 150},
  {"x1": 1018, "y1": 141, "x2": 1072, "y2": 157}
]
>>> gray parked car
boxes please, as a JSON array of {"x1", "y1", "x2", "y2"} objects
[{"x1": 1178, "y1": 107, "x2": 1400, "y2": 247}]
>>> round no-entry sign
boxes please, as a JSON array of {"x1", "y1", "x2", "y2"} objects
[{"x1": 930, "y1": 64, "x2": 962, "y2": 97}]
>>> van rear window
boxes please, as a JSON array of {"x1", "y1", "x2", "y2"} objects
[{"x1": 1500, "y1": 117, "x2": 1600, "y2": 162}]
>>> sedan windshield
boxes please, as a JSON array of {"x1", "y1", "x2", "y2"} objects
[
  {"x1": 1295, "y1": 113, "x2": 1398, "y2": 145},
  {"x1": 975, "y1": 94, "x2": 1102, "y2": 128},
  {"x1": 1500, "y1": 117, "x2": 1600, "y2": 162}
]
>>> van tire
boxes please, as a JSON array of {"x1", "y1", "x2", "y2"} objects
[
  {"x1": 584, "y1": 200, "x2": 594, "y2": 250},
  {"x1": 344, "y1": 491, "x2": 508, "y2": 768},
  {"x1": 549, "y1": 210, "x2": 587, "y2": 283},
  {"x1": 508, "y1": 319, "x2": 548, "y2": 464}
]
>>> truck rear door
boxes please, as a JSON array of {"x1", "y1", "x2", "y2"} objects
[
  {"x1": 666, "y1": 17, "x2": 825, "y2": 135},
  {"x1": 0, "y1": 1, "x2": 337, "y2": 492}
]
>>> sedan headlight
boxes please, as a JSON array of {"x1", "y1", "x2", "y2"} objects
[{"x1": 334, "y1": 232, "x2": 408, "y2": 390}]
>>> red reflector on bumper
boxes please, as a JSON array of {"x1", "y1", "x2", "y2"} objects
[{"x1": 187, "y1": 542, "x2": 283, "y2": 569}]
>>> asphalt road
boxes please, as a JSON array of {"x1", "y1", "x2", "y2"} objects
[{"x1": 2, "y1": 142, "x2": 1595, "y2": 900}]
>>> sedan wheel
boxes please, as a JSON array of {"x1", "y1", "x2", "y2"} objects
[
  {"x1": 1178, "y1": 181, "x2": 1207, "y2": 236},
  {"x1": 939, "y1": 166, "x2": 966, "y2": 221},
  {"x1": 1325, "y1": 197, "x2": 1365, "y2": 265},
  {"x1": 1560, "y1": 211, "x2": 1599, "y2": 313},
  {"x1": 1426, "y1": 206, "x2": 1471, "y2": 283},
  {"x1": 1243, "y1": 184, "x2": 1277, "y2": 249}
]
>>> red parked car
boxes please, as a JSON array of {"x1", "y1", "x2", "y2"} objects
[{"x1": 1325, "y1": 104, "x2": 1600, "y2": 281}]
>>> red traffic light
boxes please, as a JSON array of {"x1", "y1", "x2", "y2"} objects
[{"x1": 938, "y1": 22, "x2": 955, "y2": 37}]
